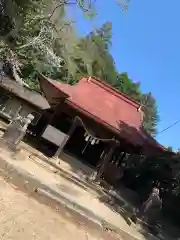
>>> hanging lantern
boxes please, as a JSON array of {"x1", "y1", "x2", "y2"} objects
[{"x1": 91, "y1": 138, "x2": 96, "y2": 145}]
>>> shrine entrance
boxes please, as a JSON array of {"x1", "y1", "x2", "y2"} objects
[{"x1": 64, "y1": 125, "x2": 106, "y2": 167}]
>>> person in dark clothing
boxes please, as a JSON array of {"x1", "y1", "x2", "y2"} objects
[{"x1": 138, "y1": 187, "x2": 162, "y2": 226}]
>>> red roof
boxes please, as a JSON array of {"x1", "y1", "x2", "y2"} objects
[{"x1": 39, "y1": 75, "x2": 165, "y2": 153}]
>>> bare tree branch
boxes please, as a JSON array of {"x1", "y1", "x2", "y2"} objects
[
  {"x1": 48, "y1": 1, "x2": 76, "y2": 19},
  {"x1": 48, "y1": 0, "x2": 95, "y2": 20}
]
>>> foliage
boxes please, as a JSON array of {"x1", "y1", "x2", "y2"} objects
[
  {"x1": 0, "y1": 0, "x2": 158, "y2": 135},
  {"x1": 0, "y1": 0, "x2": 129, "y2": 40},
  {"x1": 113, "y1": 73, "x2": 141, "y2": 101},
  {"x1": 141, "y1": 93, "x2": 159, "y2": 136},
  {"x1": 122, "y1": 151, "x2": 177, "y2": 197},
  {"x1": 76, "y1": 22, "x2": 117, "y2": 84},
  {"x1": 0, "y1": 0, "x2": 130, "y2": 86},
  {"x1": 167, "y1": 146, "x2": 173, "y2": 152},
  {"x1": 112, "y1": 73, "x2": 159, "y2": 136},
  {"x1": 0, "y1": 0, "x2": 95, "y2": 88}
]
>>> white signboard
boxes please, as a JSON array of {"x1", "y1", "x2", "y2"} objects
[{"x1": 42, "y1": 125, "x2": 68, "y2": 146}]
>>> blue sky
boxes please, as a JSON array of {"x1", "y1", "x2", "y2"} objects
[{"x1": 69, "y1": 0, "x2": 180, "y2": 150}]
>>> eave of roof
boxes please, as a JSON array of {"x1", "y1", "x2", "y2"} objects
[
  {"x1": 0, "y1": 77, "x2": 50, "y2": 110},
  {"x1": 67, "y1": 100, "x2": 165, "y2": 153}
]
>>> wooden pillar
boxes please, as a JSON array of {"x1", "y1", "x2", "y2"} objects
[{"x1": 53, "y1": 117, "x2": 78, "y2": 162}]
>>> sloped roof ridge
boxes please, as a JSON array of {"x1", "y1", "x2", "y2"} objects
[
  {"x1": 86, "y1": 76, "x2": 141, "y2": 108},
  {"x1": 41, "y1": 75, "x2": 141, "y2": 109}
]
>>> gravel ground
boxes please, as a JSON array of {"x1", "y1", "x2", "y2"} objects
[
  {"x1": 0, "y1": 157, "x2": 131, "y2": 240},
  {"x1": 0, "y1": 178, "x2": 100, "y2": 239}
]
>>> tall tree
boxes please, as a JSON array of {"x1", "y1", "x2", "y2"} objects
[
  {"x1": 167, "y1": 146, "x2": 173, "y2": 152},
  {"x1": 141, "y1": 93, "x2": 159, "y2": 136},
  {"x1": 0, "y1": 0, "x2": 93, "y2": 88},
  {"x1": 112, "y1": 73, "x2": 159, "y2": 136},
  {"x1": 113, "y1": 73, "x2": 142, "y2": 102},
  {"x1": 76, "y1": 22, "x2": 117, "y2": 85},
  {"x1": 0, "y1": 0, "x2": 129, "y2": 87}
]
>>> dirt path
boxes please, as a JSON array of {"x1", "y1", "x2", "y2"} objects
[
  {"x1": 0, "y1": 178, "x2": 97, "y2": 239},
  {"x1": 0, "y1": 177, "x2": 120, "y2": 240},
  {"x1": 0, "y1": 156, "x2": 134, "y2": 240}
]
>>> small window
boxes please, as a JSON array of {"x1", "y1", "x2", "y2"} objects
[{"x1": 30, "y1": 111, "x2": 42, "y2": 125}]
